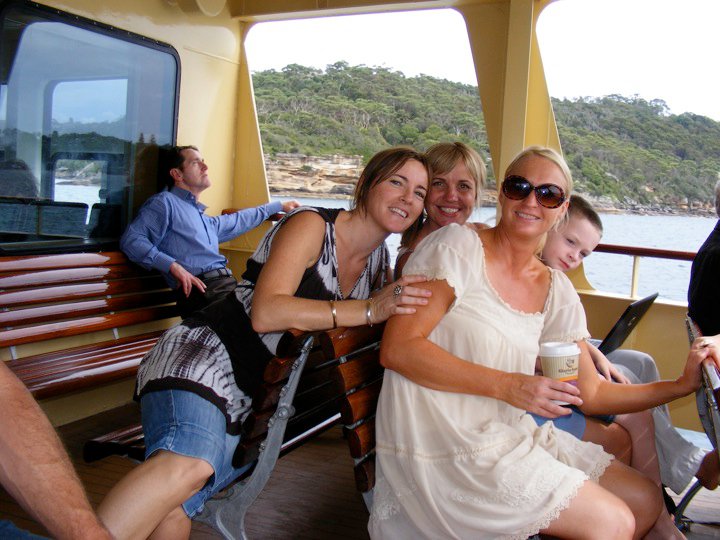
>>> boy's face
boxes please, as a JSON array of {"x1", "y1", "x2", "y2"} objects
[{"x1": 542, "y1": 214, "x2": 602, "y2": 272}]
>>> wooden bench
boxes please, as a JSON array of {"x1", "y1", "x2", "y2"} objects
[
  {"x1": 76, "y1": 319, "x2": 385, "y2": 539},
  {"x1": 320, "y1": 324, "x2": 385, "y2": 510},
  {"x1": 80, "y1": 325, "x2": 359, "y2": 539},
  {"x1": 0, "y1": 251, "x2": 179, "y2": 399}
]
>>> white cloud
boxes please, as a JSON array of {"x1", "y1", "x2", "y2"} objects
[
  {"x1": 245, "y1": 9, "x2": 476, "y2": 85},
  {"x1": 537, "y1": 0, "x2": 720, "y2": 120}
]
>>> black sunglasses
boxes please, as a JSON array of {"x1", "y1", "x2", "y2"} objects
[{"x1": 501, "y1": 175, "x2": 566, "y2": 209}]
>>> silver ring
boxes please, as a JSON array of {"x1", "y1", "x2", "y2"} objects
[{"x1": 393, "y1": 284, "x2": 403, "y2": 298}]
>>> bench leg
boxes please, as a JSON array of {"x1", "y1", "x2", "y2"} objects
[{"x1": 193, "y1": 336, "x2": 313, "y2": 540}]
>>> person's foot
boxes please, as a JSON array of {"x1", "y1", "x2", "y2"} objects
[{"x1": 696, "y1": 450, "x2": 720, "y2": 490}]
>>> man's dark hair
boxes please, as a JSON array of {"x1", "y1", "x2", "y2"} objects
[{"x1": 158, "y1": 145, "x2": 199, "y2": 190}]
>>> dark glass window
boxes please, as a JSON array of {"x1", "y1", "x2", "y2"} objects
[{"x1": 0, "y1": 3, "x2": 178, "y2": 253}]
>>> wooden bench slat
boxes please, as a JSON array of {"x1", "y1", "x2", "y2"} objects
[
  {"x1": 0, "y1": 305, "x2": 178, "y2": 348},
  {"x1": 28, "y1": 359, "x2": 143, "y2": 399},
  {"x1": 354, "y1": 457, "x2": 376, "y2": 493},
  {"x1": 0, "y1": 265, "x2": 148, "y2": 290},
  {"x1": 319, "y1": 324, "x2": 384, "y2": 358},
  {"x1": 83, "y1": 423, "x2": 146, "y2": 462},
  {"x1": 263, "y1": 349, "x2": 325, "y2": 384},
  {"x1": 0, "y1": 290, "x2": 176, "y2": 328},
  {"x1": 0, "y1": 276, "x2": 168, "y2": 309},
  {"x1": 0, "y1": 251, "x2": 127, "y2": 273},
  {"x1": 340, "y1": 378, "x2": 382, "y2": 425},
  {"x1": 7, "y1": 331, "x2": 162, "y2": 372},
  {"x1": 345, "y1": 418, "x2": 375, "y2": 459},
  {"x1": 334, "y1": 348, "x2": 383, "y2": 391}
]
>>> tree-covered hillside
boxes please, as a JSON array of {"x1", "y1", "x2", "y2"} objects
[{"x1": 253, "y1": 62, "x2": 720, "y2": 209}]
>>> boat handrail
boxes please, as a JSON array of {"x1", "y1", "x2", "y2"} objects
[
  {"x1": 595, "y1": 243, "x2": 695, "y2": 262},
  {"x1": 593, "y1": 243, "x2": 695, "y2": 298}
]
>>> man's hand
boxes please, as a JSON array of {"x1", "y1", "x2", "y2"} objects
[
  {"x1": 169, "y1": 262, "x2": 206, "y2": 298},
  {"x1": 281, "y1": 200, "x2": 301, "y2": 213}
]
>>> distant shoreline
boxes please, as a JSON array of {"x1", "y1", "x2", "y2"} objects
[{"x1": 270, "y1": 188, "x2": 717, "y2": 218}]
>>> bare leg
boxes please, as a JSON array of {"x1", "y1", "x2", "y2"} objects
[
  {"x1": 614, "y1": 411, "x2": 685, "y2": 539},
  {"x1": 597, "y1": 459, "x2": 663, "y2": 540},
  {"x1": 614, "y1": 410, "x2": 660, "y2": 484},
  {"x1": 583, "y1": 417, "x2": 632, "y2": 465},
  {"x1": 97, "y1": 450, "x2": 214, "y2": 540},
  {"x1": 541, "y1": 478, "x2": 635, "y2": 540},
  {"x1": 149, "y1": 506, "x2": 192, "y2": 540}
]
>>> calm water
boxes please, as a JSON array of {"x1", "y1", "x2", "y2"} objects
[
  {"x1": 275, "y1": 196, "x2": 717, "y2": 302},
  {"x1": 56, "y1": 186, "x2": 713, "y2": 301}
]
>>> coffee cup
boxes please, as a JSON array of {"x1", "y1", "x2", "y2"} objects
[{"x1": 539, "y1": 341, "x2": 580, "y2": 405}]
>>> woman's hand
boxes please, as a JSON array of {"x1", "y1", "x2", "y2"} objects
[
  {"x1": 499, "y1": 372, "x2": 583, "y2": 418},
  {"x1": 370, "y1": 275, "x2": 432, "y2": 324},
  {"x1": 677, "y1": 336, "x2": 720, "y2": 393}
]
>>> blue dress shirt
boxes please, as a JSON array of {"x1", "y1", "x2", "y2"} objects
[{"x1": 120, "y1": 186, "x2": 282, "y2": 288}]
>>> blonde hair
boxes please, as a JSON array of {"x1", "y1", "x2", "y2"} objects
[
  {"x1": 504, "y1": 145, "x2": 572, "y2": 231},
  {"x1": 400, "y1": 142, "x2": 486, "y2": 248},
  {"x1": 504, "y1": 145, "x2": 573, "y2": 194},
  {"x1": 425, "y1": 141, "x2": 486, "y2": 206}
]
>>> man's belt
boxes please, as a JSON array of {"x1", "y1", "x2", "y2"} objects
[{"x1": 197, "y1": 268, "x2": 233, "y2": 280}]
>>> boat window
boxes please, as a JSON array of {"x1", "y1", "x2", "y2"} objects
[
  {"x1": 0, "y1": 2, "x2": 178, "y2": 254},
  {"x1": 245, "y1": 9, "x2": 488, "y2": 177}
]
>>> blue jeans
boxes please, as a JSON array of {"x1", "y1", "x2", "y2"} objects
[
  {"x1": 530, "y1": 407, "x2": 587, "y2": 438},
  {"x1": 140, "y1": 389, "x2": 253, "y2": 517},
  {"x1": 0, "y1": 520, "x2": 47, "y2": 539}
]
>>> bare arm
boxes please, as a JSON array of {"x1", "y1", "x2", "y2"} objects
[
  {"x1": 251, "y1": 212, "x2": 431, "y2": 333},
  {"x1": 577, "y1": 337, "x2": 718, "y2": 415},
  {"x1": 380, "y1": 279, "x2": 582, "y2": 418},
  {"x1": 586, "y1": 341, "x2": 631, "y2": 383},
  {"x1": 0, "y1": 362, "x2": 111, "y2": 539}
]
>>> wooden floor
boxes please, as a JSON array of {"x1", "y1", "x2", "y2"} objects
[{"x1": 1, "y1": 403, "x2": 718, "y2": 539}]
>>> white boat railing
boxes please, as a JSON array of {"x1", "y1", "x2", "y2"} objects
[{"x1": 594, "y1": 244, "x2": 695, "y2": 298}]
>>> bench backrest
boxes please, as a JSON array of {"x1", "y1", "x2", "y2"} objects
[
  {"x1": 0, "y1": 251, "x2": 177, "y2": 349},
  {"x1": 234, "y1": 329, "x2": 344, "y2": 467},
  {"x1": 319, "y1": 324, "x2": 385, "y2": 505},
  {"x1": 0, "y1": 251, "x2": 179, "y2": 397}
]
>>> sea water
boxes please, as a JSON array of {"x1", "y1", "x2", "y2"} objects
[{"x1": 274, "y1": 196, "x2": 717, "y2": 302}]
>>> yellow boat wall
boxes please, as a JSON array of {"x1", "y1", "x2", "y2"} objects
[{"x1": 26, "y1": 0, "x2": 698, "y2": 430}]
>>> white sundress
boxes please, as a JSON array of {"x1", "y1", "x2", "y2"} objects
[{"x1": 369, "y1": 224, "x2": 612, "y2": 540}]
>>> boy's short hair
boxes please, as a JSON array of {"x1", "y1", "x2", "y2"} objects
[{"x1": 568, "y1": 194, "x2": 603, "y2": 235}]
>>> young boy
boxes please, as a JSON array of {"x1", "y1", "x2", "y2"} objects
[{"x1": 540, "y1": 194, "x2": 718, "y2": 495}]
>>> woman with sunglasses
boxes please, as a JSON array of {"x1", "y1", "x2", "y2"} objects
[{"x1": 369, "y1": 146, "x2": 718, "y2": 539}]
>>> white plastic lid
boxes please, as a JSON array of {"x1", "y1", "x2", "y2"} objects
[{"x1": 539, "y1": 341, "x2": 580, "y2": 356}]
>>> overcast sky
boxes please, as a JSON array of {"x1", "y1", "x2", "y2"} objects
[{"x1": 245, "y1": 0, "x2": 720, "y2": 121}]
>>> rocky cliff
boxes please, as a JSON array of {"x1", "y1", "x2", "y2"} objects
[
  {"x1": 267, "y1": 154, "x2": 716, "y2": 216},
  {"x1": 267, "y1": 153, "x2": 363, "y2": 199}
]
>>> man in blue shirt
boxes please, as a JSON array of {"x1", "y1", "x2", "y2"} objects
[{"x1": 121, "y1": 145, "x2": 299, "y2": 317}]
